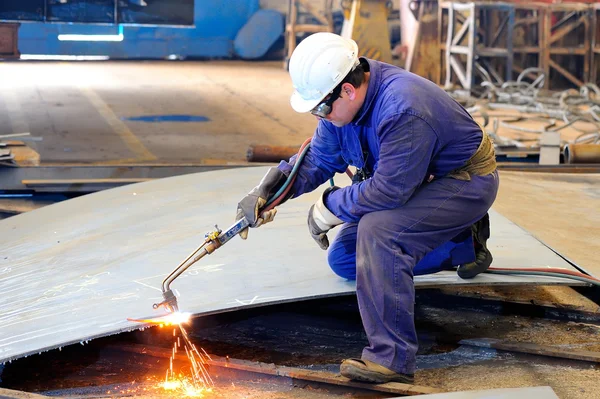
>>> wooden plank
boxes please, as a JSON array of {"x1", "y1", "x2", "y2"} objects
[
  {"x1": 0, "y1": 133, "x2": 30, "y2": 139},
  {"x1": 7, "y1": 144, "x2": 40, "y2": 166},
  {"x1": 461, "y1": 338, "x2": 600, "y2": 363},
  {"x1": 549, "y1": 15, "x2": 587, "y2": 45},
  {"x1": 109, "y1": 343, "x2": 442, "y2": 396},
  {"x1": 287, "y1": 24, "x2": 331, "y2": 33},
  {"x1": 550, "y1": 48, "x2": 587, "y2": 55},
  {"x1": 548, "y1": 58, "x2": 584, "y2": 87}
]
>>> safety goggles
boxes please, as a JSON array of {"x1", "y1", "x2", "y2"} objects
[{"x1": 310, "y1": 84, "x2": 343, "y2": 118}]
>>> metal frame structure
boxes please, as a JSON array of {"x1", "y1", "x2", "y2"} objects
[
  {"x1": 544, "y1": 3, "x2": 592, "y2": 89},
  {"x1": 592, "y1": 4, "x2": 600, "y2": 86},
  {"x1": 512, "y1": 4, "x2": 545, "y2": 80},
  {"x1": 284, "y1": 0, "x2": 334, "y2": 69},
  {"x1": 439, "y1": 1, "x2": 515, "y2": 91}
]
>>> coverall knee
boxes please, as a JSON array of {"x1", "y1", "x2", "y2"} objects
[{"x1": 328, "y1": 224, "x2": 474, "y2": 280}]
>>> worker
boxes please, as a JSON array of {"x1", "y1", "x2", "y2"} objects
[{"x1": 235, "y1": 32, "x2": 498, "y2": 384}]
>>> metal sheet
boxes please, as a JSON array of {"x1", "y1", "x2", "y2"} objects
[
  {"x1": 396, "y1": 386, "x2": 559, "y2": 398},
  {"x1": 0, "y1": 167, "x2": 583, "y2": 364}
]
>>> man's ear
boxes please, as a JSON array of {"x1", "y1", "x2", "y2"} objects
[{"x1": 342, "y1": 83, "x2": 357, "y2": 100}]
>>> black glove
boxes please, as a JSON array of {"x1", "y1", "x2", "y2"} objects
[
  {"x1": 236, "y1": 167, "x2": 288, "y2": 239},
  {"x1": 307, "y1": 186, "x2": 343, "y2": 250}
]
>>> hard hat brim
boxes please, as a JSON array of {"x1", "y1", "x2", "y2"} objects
[{"x1": 290, "y1": 90, "x2": 324, "y2": 113}]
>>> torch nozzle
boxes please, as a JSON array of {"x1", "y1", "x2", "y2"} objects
[{"x1": 153, "y1": 288, "x2": 179, "y2": 313}]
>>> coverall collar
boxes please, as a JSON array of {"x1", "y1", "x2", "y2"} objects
[{"x1": 353, "y1": 58, "x2": 380, "y2": 126}]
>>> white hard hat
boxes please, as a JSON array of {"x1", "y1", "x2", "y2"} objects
[{"x1": 289, "y1": 32, "x2": 359, "y2": 113}]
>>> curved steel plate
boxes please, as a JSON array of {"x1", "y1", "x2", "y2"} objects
[{"x1": 0, "y1": 167, "x2": 581, "y2": 363}]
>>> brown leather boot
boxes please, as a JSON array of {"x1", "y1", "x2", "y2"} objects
[
  {"x1": 457, "y1": 213, "x2": 492, "y2": 279},
  {"x1": 340, "y1": 358, "x2": 414, "y2": 384}
]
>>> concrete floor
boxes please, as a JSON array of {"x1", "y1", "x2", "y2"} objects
[
  {"x1": 0, "y1": 60, "x2": 315, "y2": 164},
  {"x1": 0, "y1": 60, "x2": 590, "y2": 165}
]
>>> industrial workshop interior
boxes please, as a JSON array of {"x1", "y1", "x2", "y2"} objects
[{"x1": 1, "y1": 0, "x2": 600, "y2": 398}]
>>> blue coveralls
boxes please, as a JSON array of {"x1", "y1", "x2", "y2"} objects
[{"x1": 278, "y1": 59, "x2": 499, "y2": 375}]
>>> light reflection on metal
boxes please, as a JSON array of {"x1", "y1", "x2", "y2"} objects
[
  {"x1": 58, "y1": 34, "x2": 123, "y2": 42},
  {"x1": 20, "y1": 55, "x2": 110, "y2": 61},
  {"x1": 58, "y1": 26, "x2": 124, "y2": 42}
]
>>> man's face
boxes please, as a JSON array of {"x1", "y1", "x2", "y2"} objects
[
  {"x1": 313, "y1": 83, "x2": 359, "y2": 127},
  {"x1": 318, "y1": 96, "x2": 351, "y2": 127}
]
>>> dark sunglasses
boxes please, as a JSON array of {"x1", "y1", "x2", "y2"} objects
[{"x1": 310, "y1": 83, "x2": 343, "y2": 118}]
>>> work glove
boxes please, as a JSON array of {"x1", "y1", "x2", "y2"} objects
[
  {"x1": 307, "y1": 186, "x2": 343, "y2": 250},
  {"x1": 236, "y1": 167, "x2": 288, "y2": 240}
]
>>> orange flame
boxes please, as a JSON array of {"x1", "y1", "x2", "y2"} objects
[{"x1": 127, "y1": 312, "x2": 192, "y2": 326}]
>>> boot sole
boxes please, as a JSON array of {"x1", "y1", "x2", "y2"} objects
[{"x1": 340, "y1": 363, "x2": 414, "y2": 384}]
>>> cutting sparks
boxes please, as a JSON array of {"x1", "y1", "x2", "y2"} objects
[
  {"x1": 128, "y1": 312, "x2": 214, "y2": 396},
  {"x1": 160, "y1": 324, "x2": 214, "y2": 397}
]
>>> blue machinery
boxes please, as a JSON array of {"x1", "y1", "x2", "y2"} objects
[{"x1": 1, "y1": 0, "x2": 271, "y2": 59}]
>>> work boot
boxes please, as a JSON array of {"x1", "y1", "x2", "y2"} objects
[
  {"x1": 340, "y1": 358, "x2": 414, "y2": 384},
  {"x1": 457, "y1": 213, "x2": 492, "y2": 279}
]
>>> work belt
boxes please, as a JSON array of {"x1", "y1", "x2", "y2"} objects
[{"x1": 448, "y1": 129, "x2": 497, "y2": 181}]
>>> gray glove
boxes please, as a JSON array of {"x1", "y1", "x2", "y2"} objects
[
  {"x1": 307, "y1": 186, "x2": 343, "y2": 250},
  {"x1": 236, "y1": 167, "x2": 288, "y2": 239}
]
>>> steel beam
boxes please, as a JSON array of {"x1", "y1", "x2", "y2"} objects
[{"x1": 0, "y1": 163, "x2": 268, "y2": 193}]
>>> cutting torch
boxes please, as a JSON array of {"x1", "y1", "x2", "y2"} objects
[{"x1": 152, "y1": 217, "x2": 250, "y2": 313}]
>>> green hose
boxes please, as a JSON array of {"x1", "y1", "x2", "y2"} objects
[{"x1": 265, "y1": 143, "x2": 312, "y2": 208}]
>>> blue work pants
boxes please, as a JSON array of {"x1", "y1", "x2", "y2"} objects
[{"x1": 327, "y1": 172, "x2": 499, "y2": 374}]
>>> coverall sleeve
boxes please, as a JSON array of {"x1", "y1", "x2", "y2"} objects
[
  {"x1": 277, "y1": 121, "x2": 348, "y2": 198},
  {"x1": 325, "y1": 113, "x2": 438, "y2": 222}
]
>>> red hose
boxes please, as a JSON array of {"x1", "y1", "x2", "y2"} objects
[
  {"x1": 261, "y1": 137, "x2": 312, "y2": 213},
  {"x1": 488, "y1": 266, "x2": 600, "y2": 283}
]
